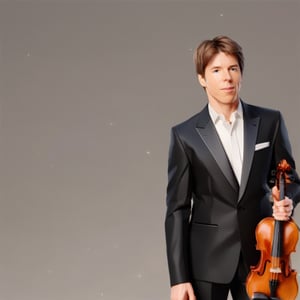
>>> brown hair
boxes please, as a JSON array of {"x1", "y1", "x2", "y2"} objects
[{"x1": 194, "y1": 35, "x2": 244, "y2": 76}]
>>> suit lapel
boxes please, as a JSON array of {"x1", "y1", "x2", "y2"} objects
[
  {"x1": 195, "y1": 102, "x2": 260, "y2": 199},
  {"x1": 195, "y1": 106, "x2": 239, "y2": 192},
  {"x1": 238, "y1": 102, "x2": 260, "y2": 201}
]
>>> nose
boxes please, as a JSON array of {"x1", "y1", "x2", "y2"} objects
[{"x1": 223, "y1": 70, "x2": 232, "y2": 81}]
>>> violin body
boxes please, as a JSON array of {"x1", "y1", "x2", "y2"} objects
[{"x1": 246, "y1": 217, "x2": 299, "y2": 300}]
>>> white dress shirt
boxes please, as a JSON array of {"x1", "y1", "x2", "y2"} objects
[{"x1": 208, "y1": 101, "x2": 244, "y2": 184}]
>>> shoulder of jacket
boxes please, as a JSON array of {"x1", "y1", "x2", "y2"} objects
[{"x1": 242, "y1": 101, "x2": 281, "y2": 118}]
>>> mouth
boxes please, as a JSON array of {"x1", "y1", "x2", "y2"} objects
[
  {"x1": 222, "y1": 86, "x2": 235, "y2": 91},
  {"x1": 221, "y1": 87, "x2": 235, "y2": 93}
]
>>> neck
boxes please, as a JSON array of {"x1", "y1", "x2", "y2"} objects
[{"x1": 209, "y1": 99, "x2": 239, "y2": 122}]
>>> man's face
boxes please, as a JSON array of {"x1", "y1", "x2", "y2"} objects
[{"x1": 198, "y1": 52, "x2": 242, "y2": 109}]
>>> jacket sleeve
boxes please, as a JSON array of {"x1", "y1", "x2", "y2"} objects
[
  {"x1": 164, "y1": 127, "x2": 193, "y2": 286},
  {"x1": 273, "y1": 113, "x2": 300, "y2": 205}
]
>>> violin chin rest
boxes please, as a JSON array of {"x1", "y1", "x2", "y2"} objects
[{"x1": 252, "y1": 293, "x2": 280, "y2": 300}]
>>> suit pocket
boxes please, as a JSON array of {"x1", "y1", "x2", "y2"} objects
[
  {"x1": 192, "y1": 221, "x2": 218, "y2": 228},
  {"x1": 190, "y1": 222, "x2": 219, "y2": 246},
  {"x1": 255, "y1": 141, "x2": 270, "y2": 151}
]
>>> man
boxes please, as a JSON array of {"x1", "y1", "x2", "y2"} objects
[{"x1": 165, "y1": 36, "x2": 300, "y2": 300}]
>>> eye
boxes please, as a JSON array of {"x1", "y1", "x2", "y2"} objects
[
  {"x1": 213, "y1": 69, "x2": 219, "y2": 73},
  {"x1": 231, "y1": 66, "x2": 239, "y2": 71}
]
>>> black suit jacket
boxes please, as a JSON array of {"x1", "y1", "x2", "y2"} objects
[{"x1": 165, "y1": 101, "x2": 300, "y2": 286}]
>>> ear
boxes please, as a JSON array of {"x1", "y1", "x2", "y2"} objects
[{"x1": 198, "y1": 74, "x2": 207, "y2": 87}]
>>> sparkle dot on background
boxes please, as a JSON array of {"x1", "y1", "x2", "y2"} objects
[
  {"x1": 220, "y1": 13, "x2": 224, "y2": 17},
  {"x1": 27, "y1": 52, "x2": 30, "y2": 56},
  {"x1": 99, "y1": 291, "x2": 104, "y2": 297},
  {"x1": 137, "y1": 273, "x2": 142, "y2": 279},
  {"x1": 146, "y1": 151, "x2": 151, "y2": 155}
]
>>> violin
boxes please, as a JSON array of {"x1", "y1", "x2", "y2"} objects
[{"x1": 246, "y1": 159, "x2": 299, "y2": 300}]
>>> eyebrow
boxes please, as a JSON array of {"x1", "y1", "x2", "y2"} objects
[{"x1": 210, "y1": 64, "x2": 239, "y2": 70}]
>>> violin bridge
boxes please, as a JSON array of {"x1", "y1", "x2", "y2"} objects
[{"x1": 269, "y1": 267, "x2": 282, "y2": 273}]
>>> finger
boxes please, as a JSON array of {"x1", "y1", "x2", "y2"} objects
[
  {"x1": 273, "y1": 207, "x2": 292, "y2": 219},
  {"x1": 274, "y1": 199, "x2": 293, "y2": 209},
  {"x1": 273, "y1": 213, "x2": 290, "y2": 221},
  {"x1": 281, "y1": 197, "x2": 292, "y2": 204},
  {"x1": 280, "y1": 200, "x2": 293, "y2": 213},
  {"x1": 188, "y1": 290, "x2": 196, "y2": 300}
]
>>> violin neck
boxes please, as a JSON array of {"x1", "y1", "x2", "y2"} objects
[
  {"x1": 279, "y1": 172, "x2": 285, "y2": 201},
  {"x1": 272, "y1": 220, "x2": 283, "y2": 258},
  {"x1": 272, "y1": 174, "x2": 285, "y2": 258}
]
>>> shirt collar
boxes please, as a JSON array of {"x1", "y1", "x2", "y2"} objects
[{"x1": 208, "y1": 100, "x2": 243, "y2": 124}]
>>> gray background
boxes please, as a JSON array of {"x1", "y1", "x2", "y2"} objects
[{"x1": 0, "y1": 1, "x2": 300, "y2": 300}]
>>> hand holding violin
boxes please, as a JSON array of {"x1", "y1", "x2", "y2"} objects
[{"x1": 272, "y1": 186, "x2": 294, "y2": 221}]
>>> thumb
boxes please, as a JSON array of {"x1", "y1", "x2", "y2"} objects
[
  {"x1": 187, "y1": 285, "x2": 196, "y2": 300},
  {"x1": 272, "y1": 185, "x2": 280, "y2": 202}
]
